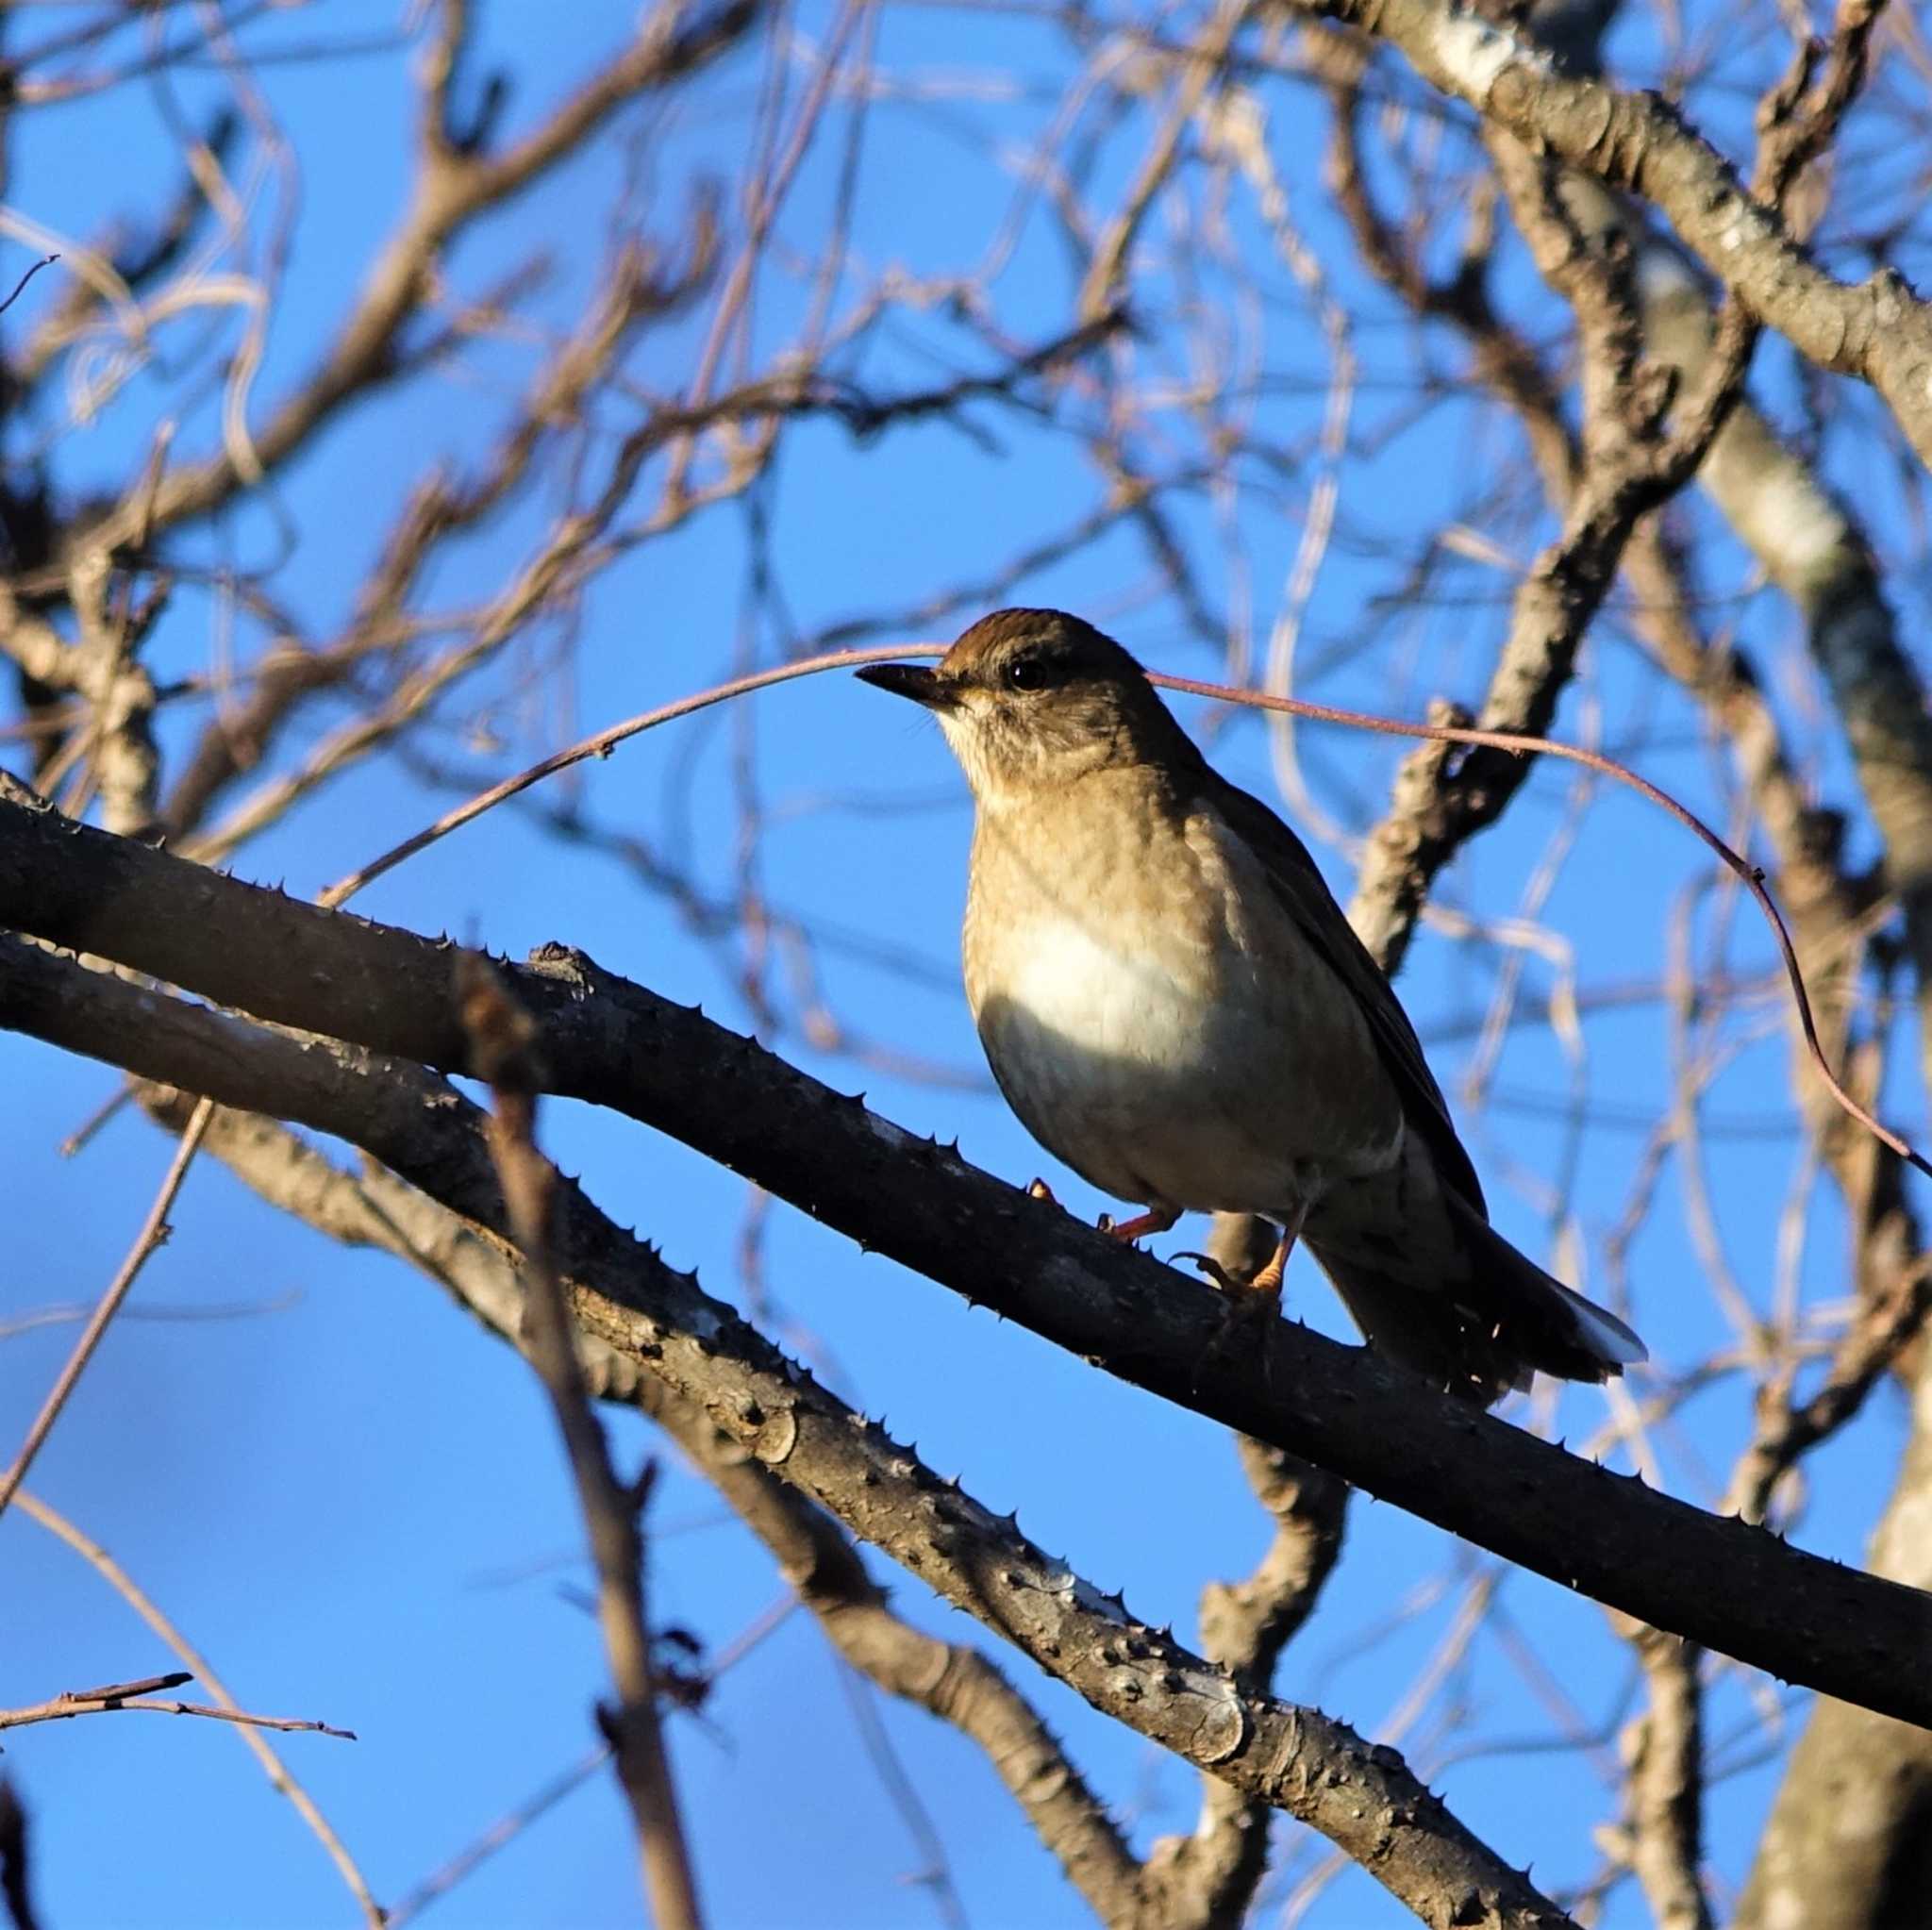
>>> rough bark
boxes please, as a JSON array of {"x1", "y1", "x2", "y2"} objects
[
  {"x1": 4, "y1": 791, "x2": 1932, "y2": 1736},
  {"x1": 0, "y1": 934, "x2": 1571, "y2": 1930},
  {"x1": 1288, "y1": 0, "x2": 1932, "y2": 468}
]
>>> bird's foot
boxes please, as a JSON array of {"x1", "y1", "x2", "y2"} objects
[
  {"x1": 1099, "y1": 1204, "x2": 1180, "y2": 1244},
  {"x1": 1177, "y1": 1223, "x2": 1296, "y2": 1296},
  {"x1": 1190, "y1": 1282, "x2": 1282, "y2": 1396},
  {"x1": 1183, "y1": 1222, "x2": 1297, "y2": 1394},
  {"x1": 1172, "y1": 1251, "x2": 1239, "y2": 1291},
  {"x1": 1247, "y1": 1228, "x2": 1294, "y2": 1297}
]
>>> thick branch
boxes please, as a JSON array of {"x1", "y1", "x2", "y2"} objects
[
  {"x1": 164, "y1": 1098, "x2": 1147, "y2": 1926},
  {"x1": 4, "y1": 794, "x2": 1932, "y2": 1732},
  {"x1": 0, "y1": 935, "x2": 1569, "y2": 1930}
]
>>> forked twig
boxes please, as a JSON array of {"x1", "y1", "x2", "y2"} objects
[
  {"x1": 16, "y1": 1489, "x2": 381, "y2": 1924},
  {"x1": 0, "y1": 1671, "x2": 355, "y2": 1739}
]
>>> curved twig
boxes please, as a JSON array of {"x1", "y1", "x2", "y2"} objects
[
  {"x1": 320, "y1": 649, "x2": 1932, "y2": 1181},
  {"x1": 0, "y1": 253, "x2": 59, "y2": 318},
  {"x1": 1148, "y1": 672, "x2": 1932, "y2": 1183}
]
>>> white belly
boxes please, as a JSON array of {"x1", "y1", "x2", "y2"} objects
[
  {"x1": 962, "y1": 785, "x2": 1405, "y2": 1214},
  {"x1": 973, "y1": 905, "x2": 1307, "y2": 1211},
  {"x1": 1001, "y1": 908, "x2": 1210, "y2": 1075}
]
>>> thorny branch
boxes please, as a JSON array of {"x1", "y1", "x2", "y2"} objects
[
  {"x1": 0, "y1": 929, "x2": 1573, "y2": 1929},
  {"x1": 2, "y1": 811, "x2": 1930, "y2": 1735},
  {"x1": 144, "y1": 1097, "x2": 1146, "y2": 1927}
]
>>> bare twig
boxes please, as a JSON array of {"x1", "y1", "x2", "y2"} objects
[
  {"x1": 0, "y1": 254, "x2": 58, "y2": 318},
  {"x1": 0, "y1": 1097, "x2": 213, "y2": 1524},
  {"x1": 14, "y1": 1489, "x2": 381, "y2": 1925},
  {"x1": 0, "y1": 1672, "x2": 355, "y2": 1740},
  {"x1": 1751, "y1": 0, "x2": 1889, "y2": 213},
  {"x1": 308, "y1": 646, "x2": 1930, "y2": 1183},
  {"x1": 385, "y1": 1743, "x2": 615, "y2": 1929},
  {"x1": 455, "y1": 956, "x2": 705, "y2": 1930}
]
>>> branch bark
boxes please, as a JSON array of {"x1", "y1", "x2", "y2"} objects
[
  {"x1": 1286, "y1": 0, "x2": 1932, "y2": 469},
  {"x1": 157, "y1": 1096, "x2": 1148, "y2": 1926},
  {"x1": 0, "y1": 934, "x2": 1569, "y2": 1929},
  {"x1": 4, "y1": 791, "x2": 1932, "y2": 1736}
]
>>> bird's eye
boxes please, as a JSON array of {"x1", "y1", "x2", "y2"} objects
[{"x1": 1004, "y1": 655, "x2": 1050, "y2": 691}]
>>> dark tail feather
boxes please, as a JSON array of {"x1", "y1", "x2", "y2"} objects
[{"x1": 1310, "y1": 1199, "x2": 1645, "y2": 1407}]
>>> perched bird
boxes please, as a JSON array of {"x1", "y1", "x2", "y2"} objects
[{"x1": 858, "y1": 607, "x2": 1644, "y2": 1406}]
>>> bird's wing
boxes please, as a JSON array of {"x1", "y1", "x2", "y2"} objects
[{"x1": 1205, "y1": 772, "x2": 1488, "y2": 1217}]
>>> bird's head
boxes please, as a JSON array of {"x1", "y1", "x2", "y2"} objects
[{"x1": 856, "y1": 607, "x2": 1184, "y2": 804}]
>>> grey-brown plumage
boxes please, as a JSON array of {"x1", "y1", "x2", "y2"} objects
[{"x1": 858, "y1": 607, "x2": 1644, "y2": 1405}]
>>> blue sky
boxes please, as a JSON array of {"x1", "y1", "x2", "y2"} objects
[{"x1": 3, "y1": 2, "x2": 1924, "y2": 1925}]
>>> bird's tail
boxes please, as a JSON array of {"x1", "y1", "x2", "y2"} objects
[{"x1": 1309, "y1": 1193, "x2": 1645, "y2": 1407}]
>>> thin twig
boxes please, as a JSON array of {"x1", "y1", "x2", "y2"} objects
[
  {"x1": 833, "y1": 1662, "x2": 971, "y2": 1930},
  {"x1": 0, "y1": 254, "x2": 58, "y2": 319},
  {"x1": 385, "y1": 1742, "x2": 616, "y2": 1929},
  {"x1": 15, "y1": 1489, "x2": 382, "y2": 1924},
  {"x1": 456, "y1": 957, "x2": 705, "y2": 1930},
  {"x1": 0, "y1": 1097, "x2": 214, "y2": 1524},
  {"x1": 319, "y1": 645, "x2": 936, "y2": 906},
  {"x1": 0, "y1": 1672, "x2": 355, "y2": 1739},
  {"x1": 325, "y1": 649, "x2": 1932, "y2": 1182},
  {"x1": 58, "y1": 1082, "x2": 134, "y2": 1158}
]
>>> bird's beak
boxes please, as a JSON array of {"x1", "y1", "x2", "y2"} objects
[{"x1": 855, "y1": 662, "x2": 957, "y2": 709}]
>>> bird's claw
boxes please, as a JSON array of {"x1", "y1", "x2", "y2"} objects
[{"x1": 1174, "y1": 1250, "x2": 1239, "y2": 1291}]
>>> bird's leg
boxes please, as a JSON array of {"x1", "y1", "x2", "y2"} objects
[
  {"x1": 1180, "y1": 1202, "x2": 1307, "y2": 1299},
  {"x1": 1244, "y1": 1202, "x2": 1308, "y2": 1299},
  {"x1": 1100, "y1": 1204, "x2": 1180, "y2": 1243}
]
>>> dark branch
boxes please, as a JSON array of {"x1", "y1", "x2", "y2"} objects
[
  {"x1": 3, "y1": 790, "x2": 1931, "y2": 1734},
  {"x1": 0, "y1": 929, "x2": 1572, "y2": 1929}
]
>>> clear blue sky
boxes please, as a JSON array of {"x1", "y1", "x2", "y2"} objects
[{"x1": 3, "y1": 3, "x2": 1920, "y2": 1925}]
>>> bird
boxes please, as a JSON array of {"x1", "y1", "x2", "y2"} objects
[{"x1": 857, "y1": 607, "x2": 1645, "y2": 1406}]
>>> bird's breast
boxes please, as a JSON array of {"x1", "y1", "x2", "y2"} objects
[
  {"x1": 960, "y1": 785, "x2": 1400, "y2": 1210},
  {"x1": 964, "y1": 790, "x2": 1234, "y2": 1082},
  {"x1": 978, "y1": 900, "x2": 1224, "y2": 1079}
]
